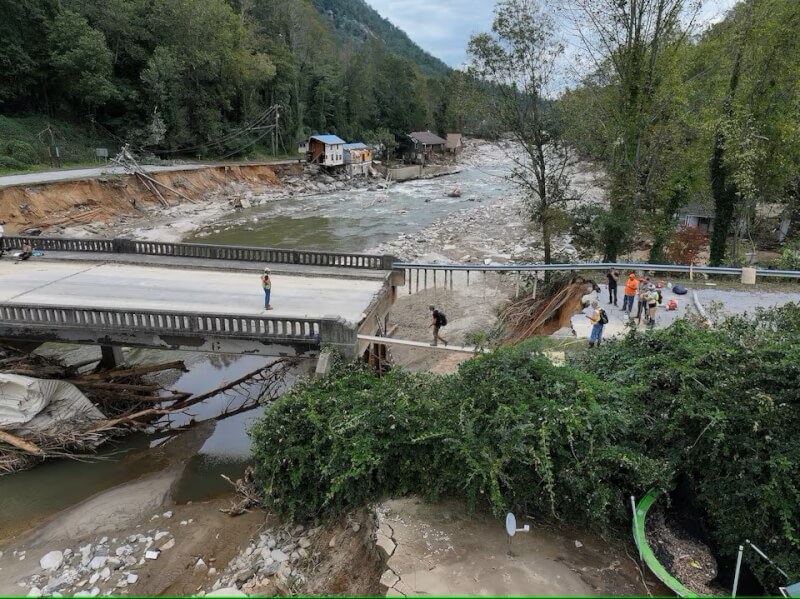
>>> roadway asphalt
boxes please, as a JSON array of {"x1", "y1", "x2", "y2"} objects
[
  {"x1": 0, "y1": 159, "x2": 302, "y2": 188},
  {"x1": 0, "y1": 261, "x2": 384, "y2": 322}
]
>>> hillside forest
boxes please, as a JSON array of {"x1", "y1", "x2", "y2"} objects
[{"x1": 0, "y1": 0, "x2": 799, "y2": 266}]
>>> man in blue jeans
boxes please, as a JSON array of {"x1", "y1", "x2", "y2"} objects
[{"x1": 587, "y1": 300, "x2": 605, "y2": 348}]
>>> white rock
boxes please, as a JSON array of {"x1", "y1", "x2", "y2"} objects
[
  {"x1": 208, "y1": 568, "x2": 217, "y2": 576},
  {"x1": 126, "y1": 573, "x2": 139, "y2": 585},
  {"x1": 19, "y1": 555, "x2": 25, "y2": 561},
  {"x1": 100, "y1": 567, "x2": 111, "y2": 581},
  {"x1": 206, "y1": 588, "x2": 246, "y2": 597},
  {"x1": 162, "y1": 511, "x2": 173, "y2": 519},
  {"x1": 40, "y1": 550, "x2": 64, "y2": 571},
  {"x1": 179, "y1": 521, "x2": 188, "y2": 526},
  {"x1": 98, "y1": 537, "x2": 108, "y2": 545},
  {"x1": 154, "y1": 531, "x2": 169, "y2": 541},
  {"x1": 73, "y1": 592, "x2": 91, "y2": 597},
  {"x1": 89, "y1": 573, "x2": 100, "y2": 585},
  {"x1": 116, "y1": 579, "x2": 128, "y2": 588},
  {"x1": 88, "y1": 556, "x2": 107, "y2": 571},
  {"x1": 126, "y1": 535, "x2": 137, "y2": 544},
  {"x1": 574, "y1": 540, "x2": 584, "y2": 548},
  {"x1": 267, "y1": 539, "x2": 276, "y2": 550},
  {"x1": 271, "y1": 550, "x2": 289, "y2": 563},
  {"x1": 299, "y1": 538, "x2": 311, "y2": 549},
  {"x1": 90, "y1": 587, "x2": 100, "y2": 597},
  {"x1": 145, "y1": 550, "x2": 160, "y2": 560},
  {"x1": 27, "y1": 587, "x2": 42, "y2": 597},
  {"x1": 115, "y1": 546, "x2": 133, "y2": 557},
  {"x1": 160, "y1": 539, "x2": 175, "y2": 551},
  {"x1": 195, "y1": 558, "x2": 207, "y2": 572}
]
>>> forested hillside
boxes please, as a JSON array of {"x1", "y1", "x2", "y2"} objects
[
  {"x1": 0, "y1": 0, "x2": 474, "y2": 169},
  {"x1": 310, "y1": 0, "x2": 451, "y2": 77}
]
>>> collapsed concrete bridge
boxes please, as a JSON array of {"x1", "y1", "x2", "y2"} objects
[{"x1": 0, "y1": 236, "x2": 404, "y2": 365}]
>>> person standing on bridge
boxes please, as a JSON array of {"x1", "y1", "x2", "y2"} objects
[
  {"x1": 428, "y1": 305, "x2": 448, "y2": 347},
  {"x1": 261, "y1": 267, "x2": 273, "y2": 310}
]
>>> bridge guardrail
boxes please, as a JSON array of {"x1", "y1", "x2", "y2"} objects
[
  {"x1": 3, "y1": 235, "x2": 396, "y2": 271},
  {"x1": 393, "y1": 261, "x2": 800, "y2": 279},
  {"x1": 0, "y1": 304, "x2": 323, "y2": 341}
]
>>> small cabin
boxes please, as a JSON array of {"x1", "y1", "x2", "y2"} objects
[
  {"x1": 343, "y1": 143, "x2": 373, "y2": 176},
  {"x1": 407, "y1": 131, "x2": 447, "y2": 164},
  {"x1": 305, "y1": 134, "x2": 345, "y2": 167}
]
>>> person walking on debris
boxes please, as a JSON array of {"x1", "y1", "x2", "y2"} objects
[
  {"x1": 0, "y1": 221, "x2": 5, "y2": 257},
  {"x1": 587, "y1": 300, "x2": 607, "y2": 348},
  {"x1": 622, "y1": 272, "x2": 638, "y2": 313},
  {"x1": 261, "y1": 267, "x2": 273, "y2": 310},
  {"x1": 606, "y1": 268, "x2": 619, "y2": 306},
  {"x1": 428, "y1": 305, "x2": 448, "y2": 347}
]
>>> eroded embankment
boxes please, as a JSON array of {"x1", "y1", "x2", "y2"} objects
[{"x1": 0, "y1": 163, "x2": 301, "y2": 234}]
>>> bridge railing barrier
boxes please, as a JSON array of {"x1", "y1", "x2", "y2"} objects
[
  {"x1": 0, "y1": 304, "x2": 359, "y2": 356},
  {"x1": 3, "y1": 235, "x2": 395, "y2": 271}
]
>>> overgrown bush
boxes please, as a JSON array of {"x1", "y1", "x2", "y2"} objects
[
  {"x1": 251, "y1": 306, "x2": 800, "y2": 590},
  {"x1": 3, "y1": 140, "x2": 39, "y2": 165}
]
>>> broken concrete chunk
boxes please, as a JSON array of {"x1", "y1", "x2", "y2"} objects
[{"x1": 144, "y1": 550, "x2": 160, "y2": 560}]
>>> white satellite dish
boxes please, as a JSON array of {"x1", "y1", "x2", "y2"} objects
[{"x1": 505, "y1": 512, "x2": 530, "y2": 537}]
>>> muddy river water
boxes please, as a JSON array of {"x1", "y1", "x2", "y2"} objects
[{"x1": 1, "y1": 160, "x2": 515, "y2": 540}]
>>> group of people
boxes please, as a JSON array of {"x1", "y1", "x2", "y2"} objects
[
  {"x1": 606, "y1": 268, "x2": 662, "y2": 326},
  {"x1": 588, "y1": 269, "x2": 665, "y2": 347}
]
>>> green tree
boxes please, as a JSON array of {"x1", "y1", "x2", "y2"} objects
[
  {"x1": 468, "y1": 0, "x2": 572, "y2": 266},
  {"x1": 48, "y1": 10, "x2": 118, "y2": 111}
]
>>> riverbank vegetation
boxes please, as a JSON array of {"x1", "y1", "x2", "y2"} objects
[{"x1": 251, "y1": 304, "x2": 800, "y2": 591}]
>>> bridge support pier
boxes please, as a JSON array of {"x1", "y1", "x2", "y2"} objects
[{"x1": 100, "y1": 345, "x2": 125, "y2": 369}]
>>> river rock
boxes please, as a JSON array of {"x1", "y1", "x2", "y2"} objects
[
  {"x1": 100, "y1": 567, "x2": 111, "y2": 581},
  {"x1": 281, "y1": 543, "x2": 296, "y2": 553},
  {"x1": 126, "y1": 535, "x2": 137, "y2": 544},
  {"x1": 115, "y1": 545, "x2": 133, "y2": 557},
  {"x1": 260, "y1": 561, "x2": 281, "y2": 577},
  {"x1": 299, "y1": 538, "x2": 311, "y2": 549},
  {"x1": 235, "y1": 569, "x2": 254, "y2": 584},
  {"x1": 88, "y1": 573, "x2": 99, "y2": 586},
  {"x1": 90, "y1": 587, "x2": 100, "y2": 597},
  {"x1": 206, "y1": 588, "x2": 246, "y2": 597},
  {"x1": 271, "y1": 549, "x2": 289, "y2": 563},
  {"x1": 27, "y1": 587, "x2": 42, "y2": 597},
  {"x1": 160, "y1": 538, "x2": 175, "y2": 551},
  {"x1": 267, "y1": 539, "x2": 276, "y2": 550},
  {"x1": 40, "y1": 551, "x2": 64, "y2": 571},
  {"x1": 162, "y1": 511, "x2": 173, "y2": 519},
  {"x1": 88, "y1": 556, "x2": 106, "y2": 571}
]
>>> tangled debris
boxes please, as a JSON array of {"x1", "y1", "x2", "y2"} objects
[
  {"x1": 499, "y1": 275, "x2": 589, "y2": 342},
  {"x1": 0, "y1": 344, "x2": 296, "y2": 475}
]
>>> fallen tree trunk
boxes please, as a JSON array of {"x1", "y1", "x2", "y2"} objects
[{"x1": 0, "y1": 430, "x2": 44, "y2": 455}]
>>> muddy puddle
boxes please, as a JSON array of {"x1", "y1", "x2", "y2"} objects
[{"x1": 0, "y1": 345, "x2": 313, "y2": 542}]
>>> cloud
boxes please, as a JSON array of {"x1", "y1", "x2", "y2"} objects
[
  {"x1": 366, "y1": 0, "x2": 495, "y2": 67},
  {"x1": 366, "y1": 0, "x2": 739, "y2": 71}
]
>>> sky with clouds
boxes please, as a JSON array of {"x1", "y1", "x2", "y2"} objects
[{"x1": 365, "y1": 0, "x2": 740, "y2": 70}]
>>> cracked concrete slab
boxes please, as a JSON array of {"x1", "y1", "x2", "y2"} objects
[{"x1": 375, "y1": 497, "x2": 662, "y2": 596}]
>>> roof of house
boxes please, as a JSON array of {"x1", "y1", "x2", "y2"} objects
[
  {"x1": 409, "y1": 131, "x2": 447, "y2": 145},
  {"x1": 310, "y1": 134, "x2": 346, "y2": 145},
  {"x1": 678, "y1": 203, "x2": 715, "y2": 219},
  {"x1": 446, "y1": 133, "x2": 463, "y2": 149},
  {"x1": 343, "y1": 143, "x2": 368, "y2": 150}
]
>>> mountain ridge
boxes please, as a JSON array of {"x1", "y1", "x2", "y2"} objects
[{"x1": 309, "y1": 0, "x2": 452, "y2": 77}]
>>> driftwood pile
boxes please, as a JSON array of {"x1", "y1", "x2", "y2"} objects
[
  {"x1": 500, "y1": 275, "x2": 590, "y2": 342},
  {"x1": 0, "y1": 345, "x2": 296, "y2": 475}
]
